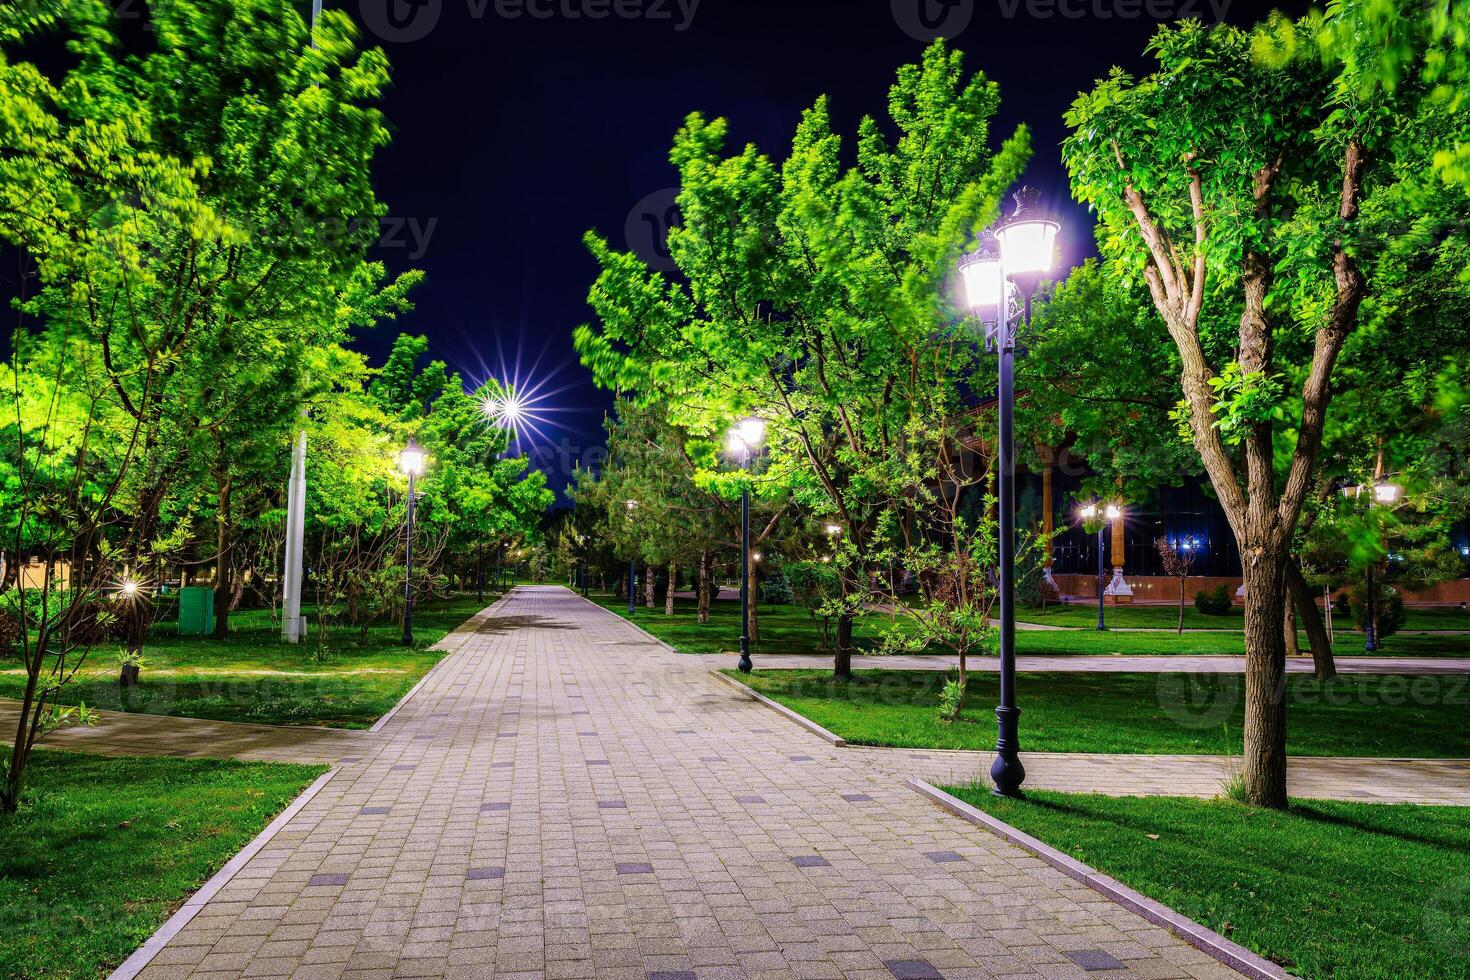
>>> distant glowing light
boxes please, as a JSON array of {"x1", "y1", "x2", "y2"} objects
[
  {"x1": 825, "y1": 524, "x2": 842, "y2": 537},
  {"x1": 1105, "y1": 504, "x2": 1122, "y2": 521},
  {"x1": 483, "y1": 393, "x2": 526, "y2": 425},
  {"x1": 121, "y1": 580, "x2": 139, "y2": 597},
  {"x1": 752, "y1": 551, "x2": 763, "y2": 562},
  {"x1": 1079, "y1": 503, "x2": 1098, "y2": 520},
  {"x1": 1373, "y1": 482, "x2": 1403, "y2": 505}
]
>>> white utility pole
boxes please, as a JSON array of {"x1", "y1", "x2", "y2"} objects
[
  {"x1": 281, "y1": 429, "x2": 307, "y2": 642},
  {"x1": 281, "y1": 0, "x2": 324, "y2": 644}
]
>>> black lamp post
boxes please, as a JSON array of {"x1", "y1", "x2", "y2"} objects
[
  {"x1": 959, "y1": 186, "x2": 1059, "y2": 799},
  {"x1": 1348, "y1": 480, "x2": 1403, "y2": 652},
  {"x1": 727, "y1": 417, "x2": 766, "y2": 674},
  {"x1": 399, "y1": 441, "x2": 427, "y2": 646}
]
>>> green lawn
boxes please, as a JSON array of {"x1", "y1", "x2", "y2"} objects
[
  {"x1": 601, "y1": 595, "x2": 1470, "y2": 657},
  {"x1": 0, "y1": 595, "x2": 491, "y2": 728},
  {"x1": 730, "y1": 668, "x2": 1470, "y2": 757},
  {"x1": 1019, "y1": 602, "x2": 1245, "y2": 630},
  {"x1": 0, "y1": 748, "x2": 324, "y2": 979},
  {"x1": 591, "y1": 594, "x2": 892, "y2": 654},
  {"x1": 947, "y1": 787, "x2": 1470, "y2": 979},
  {"x1": 1021, "y1": 601, "x2": 1470, "y2": 632}
]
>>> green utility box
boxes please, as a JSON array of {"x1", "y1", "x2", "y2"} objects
[{"x1": 178, "y1": 586, "x2": 216, "y2": 636}]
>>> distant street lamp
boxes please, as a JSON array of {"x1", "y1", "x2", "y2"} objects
[
  {"x1": 399, "y1": 441, "x2": 427, "y2": 646},
  {"x1": 625, "y1": 499, "x2": 639, "y2": 616},
  {"x1": 958, "y1": 185, "x2": 1060, "y2": 799},
  {"x1": 1345, "y1": 479, "x2": 1403, "y2": 651},
  {"x1": 1079, "y1": 502, "x2": 1123, "y2": 631},
  {"x1": 727, "y1": 417, "x2": 766, "y2": 674}
]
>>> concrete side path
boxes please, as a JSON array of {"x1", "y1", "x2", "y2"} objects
[
  {"x1": 0, "y1": 700, "x2": 368, "y2": 765},
  {"x1": 127, "y1": 586, "x2": 1242, "y2": 980},
  {"x1": 712, "y1": 652, "x2": 1470, "y2": 675},
  {"x1": 848, "y1": 747, "x2": 1470, "y2": 807}
]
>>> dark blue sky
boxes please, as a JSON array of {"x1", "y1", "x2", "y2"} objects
[{"x1": 365, "y1": 0, "x2": 1298, "y2": 494}]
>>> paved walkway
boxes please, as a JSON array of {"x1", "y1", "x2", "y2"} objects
[
  {"x1": 713, "y1": 653, "x2": 1470, "y2": 675},
  {"x1": 125, "y1": 587, "x2": 1242, "y2": 980},
  {"x1": 846, "y1": 747, "x2": 1470, "y2": 807},
  {"x1": 2, "y1": 700, "x2": 366, "y2": 765}
]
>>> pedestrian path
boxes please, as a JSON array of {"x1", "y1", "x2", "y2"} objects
[
  {"x1": 120, "y1": 586, "x2": 1244, "y2": 979},
  {"x1": 2, "y1": 699, "x2": 365, "y2": 764},
  {"x1": 847, "y1": 747, "x2": 1470, "y2": 807}
]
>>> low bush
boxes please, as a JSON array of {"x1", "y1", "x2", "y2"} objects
[{"x1": 1194, "y1": 585, "x2": 1233, "y2": 616}]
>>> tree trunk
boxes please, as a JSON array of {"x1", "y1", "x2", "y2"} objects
[
  {"x1": 666, "y1": 562, "x2": 676, "y2": 616},
  {"x1": 1178, "y1": 578, "x2": 1186, "y2": 635},
  {"x1": 645, "y1": 566, "x2": 655, "y2": 608},
  {"x1": 1240, "y1": 552, "x2": 1289, "y2": 808},
  {"x1": 697, "y1": 551, "x2": 710, "y2": 624},
  {"x1": 1284, "y1": 599, "x2": 1300, "y2": 658},
  {"x1": 1286, "y1": 559, "x2": 1336, "y2": 680},
  {"x1": 212, "y1": 472, "x2": 232, "y2": 639},
  {"x1": 834, "y1": 613, "x2": 854, "y2": 678}
]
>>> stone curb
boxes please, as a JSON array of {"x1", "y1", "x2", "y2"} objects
[
  {"x1": 109, "y1": 766, "x2": 340, "y2": 980},
  {"x1": 368, "y1": 589, "x2": 516, "y2": 733},
  {"x1": 905, "y1": 778, "x2": 1296, "y2": 980},
  {"x1": 710, "y1": 670, "x2": 847, "y2": 746}
]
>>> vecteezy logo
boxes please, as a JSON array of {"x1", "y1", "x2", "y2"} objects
[
  {"x1": 359, "y1": 0, "x2": 443, "y2": 42},
  {"x1": 1425, "y1": 877, "x2": 1470, "y2": 956},
  {"x1": 1157, "y1": 667, "x2": 1240, "y2": 730},
  {"x1": 624, "y1": 188, "x2": 681, "y2": 273},
  {"x1": 892, "y1": 0, "x2": 974, "y2": 40}
]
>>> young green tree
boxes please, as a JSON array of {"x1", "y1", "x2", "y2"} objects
[
  {"x1": 576, "y1": 41, "x2": 1029, "y2": 675},
  {"x1": 1063, "y1": 1, "x2": 1470, "y2": 806}
]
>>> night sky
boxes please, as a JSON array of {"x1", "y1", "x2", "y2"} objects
[{"x1": 366, "y1": 0, "x2": 1302, "y2": 496}]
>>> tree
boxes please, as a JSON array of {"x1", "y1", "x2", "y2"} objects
[
  {"x1": 576, "y1": 41, "x2": 1029, "y2": 675},
  {"x1": 1063, "y1": 2, "x2": 1470, "y2": 806},
  {"x1": 1154, "y1": 536, "x2": 1195, "y2": 635}
]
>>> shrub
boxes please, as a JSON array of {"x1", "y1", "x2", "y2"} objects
[
  {"x1": 760, "y1": 574, "x2": 792, "y2": 605},
  {"x1": 1343, "y1": 582, "x2": 1406, "y2": 640},
  {"x1": 1194, "y1": 585, "x2": 1233, "y2": 616},
  {"x1": 0, "y1": 608, "x2": 20, "y2": 658},
  {"x1": 938, "y1": 673, "x2": 965, "y2": 722}
]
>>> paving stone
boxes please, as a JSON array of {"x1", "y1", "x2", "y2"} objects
[
  {"x1": 466, "y1": 868, "x2": 505, "y2": 881},
  {"x1": 308, "y1": 874, "x2": 350, "y2": 887},
  {"x1": 1065, "y1": 949, "x2": 1128, "y2": 971}
]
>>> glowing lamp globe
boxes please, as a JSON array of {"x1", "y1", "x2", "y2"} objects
[
  {"x1": 958, "y1": 242, "x2": 1005, "y2": 312},
  {"x1": 1105, "y1": 504, "x2": 1122, "y2": 521},
  {"x1": 399, "y1": 442, "x2": 427, "y2": 477},
  {"x1": 1079, "y1": 504, "x2": 1098, "y2": 520},
  {"x1": 726, "y1": 416, "x2": 766, "y2": 457},
  {"x1": 994, "y1": 187, "x2": 1059, "y2": 283}
]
